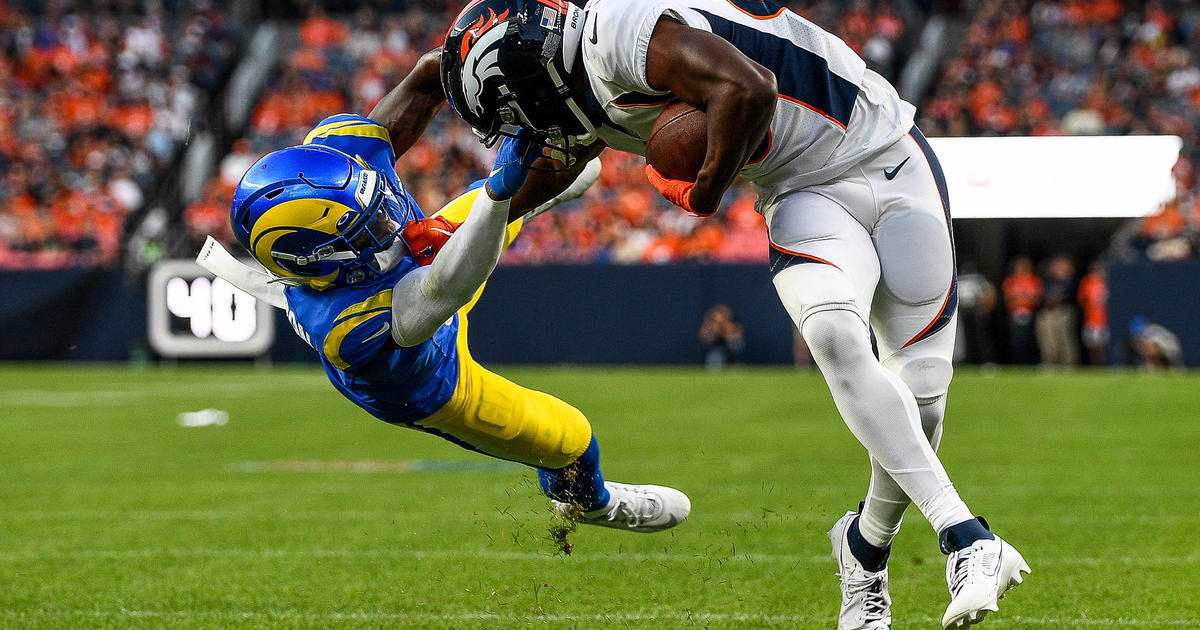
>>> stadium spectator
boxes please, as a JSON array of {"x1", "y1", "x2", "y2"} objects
[
  {"x1": 193, "y1": 1, "x2": 909, "y2": 265},
  {"x1": 699, "y1": 303, "x2": 746, "y2": 370},
  {"x1": 920, "y1": 0, "x2": 1200, "y2": 264},
  {"x1": 218, "y1": 138, "x2": 260, "y2": 190},
  {"x1": 955, "y1": 260, "x2": 998, "y2": 365},
  {"x1": 0, "y1": 2, "x2": 238, "y2": 270},
  {"x1": 1035, "y1": 254, "x2": 1079, "y2": 367},
  {"x1": 1002, "y1": 256, "x2": 1042, "y2": 364},
  {"x1": 1077, "y1": 259, "x2": 1110, "y2": 366}
]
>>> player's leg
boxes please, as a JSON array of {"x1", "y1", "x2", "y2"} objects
[
  {"x1": 768, "y1": 188, "x2": 967, "y2": 629},
  {"x1": 414, "y1": 311, "x2": 689, "y2": 532},
  {"x1": 850, "y1": 129, "x2": 960, "y2": 553},
  {"x1": 769, "y1": 185, "x2": 976, "y2": 535},
  {"x1": 866, "y1": 129, "x2": 1028, "y2": 628}
]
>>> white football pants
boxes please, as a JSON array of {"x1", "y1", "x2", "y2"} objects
[{"x1": 765, "y1": 129, "x2": 973, "y2": 543}]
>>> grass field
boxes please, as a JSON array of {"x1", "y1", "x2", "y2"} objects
[{"x1": 1, "y1": 365, "x2": 1197, "y2": 629}]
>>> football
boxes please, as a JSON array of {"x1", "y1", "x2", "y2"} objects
[{"x1": 644, "y1": 101, "x2": 707, "y2": 182}]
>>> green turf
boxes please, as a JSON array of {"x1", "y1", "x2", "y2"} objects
[{"x1": 1, "y1": 365, "x2": 1197, "y2": 629}]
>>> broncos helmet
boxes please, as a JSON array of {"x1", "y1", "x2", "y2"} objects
[
  {"x1": 230, "y1": 144, "x2": 416, "y2": 290},
  {"x1": 441, "y1": 0, "x2": 593, "y2": 162}
]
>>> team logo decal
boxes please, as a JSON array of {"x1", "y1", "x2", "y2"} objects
[
  {"x1": 459, "y1": 8, "x2": 511, "y2": 61},
  {"x1": 461, "y1": 25, "x2": 510, "y2": 117}
]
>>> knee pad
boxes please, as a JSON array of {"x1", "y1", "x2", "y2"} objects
[
  {"x1": 884, "y1": 354, "x2": 953, "y2": 404},
  {"x1": 801, "y1": 308, "x2": 873, "y2": 365}
]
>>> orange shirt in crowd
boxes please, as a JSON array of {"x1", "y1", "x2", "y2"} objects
[
  {"x1": 1002, "y1": 271, "x2": 1042, "y2": 317},
  {"x1": 1077, "y1": 271, "x2": 1108, "y2": 329}
]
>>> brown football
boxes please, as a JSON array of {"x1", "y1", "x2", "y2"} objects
[{"x1": 644, "y1": 101, "x2": 707, "y2": 182}]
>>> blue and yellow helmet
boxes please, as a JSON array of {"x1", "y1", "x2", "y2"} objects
[{"x1": 231, "y1": 144, "x2": 416, "y2": 290}]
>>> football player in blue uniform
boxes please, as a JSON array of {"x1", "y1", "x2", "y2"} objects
[
  {"x1": 228, "y1": 50, "x2": 690, "y2": 533},
  {"x1": 440, "y1": 2, "x2": 1028, "y2": 628}
]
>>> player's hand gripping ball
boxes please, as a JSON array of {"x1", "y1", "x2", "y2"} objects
[
  {"x1": 402, "y1": 216, "x2": 461, "y2": 266},
  {"x1": 644, "y1": 101, "x2": 711, "y2": 216},
  {"x1": 645, "y1": 100, "x2": 707, "y2": 181}
]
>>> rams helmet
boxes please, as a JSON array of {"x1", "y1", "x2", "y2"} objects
[{"x1": 230, "y1": 144, "x2": 416, "y2": 290}]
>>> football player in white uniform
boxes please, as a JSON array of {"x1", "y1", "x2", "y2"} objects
[{"x1": 440, "y1": 1, "x2": 1028, "y2": 627}]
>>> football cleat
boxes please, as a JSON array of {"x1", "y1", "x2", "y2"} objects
[
  {"x1": 829, "y1": 511, "x2": 892, "y2": 630},
  {"x1": 553, "y1": 481, "x2": 690, "y2": 533},
  {"x1": 942, "y1": 528, "x2": 1030, "y2": 628}
]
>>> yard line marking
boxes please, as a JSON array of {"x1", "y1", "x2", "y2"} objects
[
  {"x1": 5, "y1": 508, "x2": 1195, "y2": 527},
  {"x1": 0, "y1": 380, "x2": 323, "y2": 407},
  {"x1": 0, "y1": 609, "x2": 1195, "y2": 627},
  {"x1": 1, "y1": 547, "x2": 1197, "y2": 567},
  {"x1": 0, "y1": 547, "x2": 830, "y2": 563}
]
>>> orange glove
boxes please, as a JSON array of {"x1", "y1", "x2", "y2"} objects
[
  {"x1": 645, "y1": 165, "x2": 711, "y2": 216},
  {"x1": 401, "y1": 216, "x2": 462, "y2": 266}
]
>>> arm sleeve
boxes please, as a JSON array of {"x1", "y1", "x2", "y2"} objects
[{"x1": 389, "y1": 190, "x2": 512, "y2": 346}]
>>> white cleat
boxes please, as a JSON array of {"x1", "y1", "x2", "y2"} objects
[
  {"x1": 942, "y1": 533, "x2": 1030, "y2": 628},
  {"x1": 552, "y1": 481, "x2": 690, "y2": 533},
  {"x1": 828, "y1": 511, "x2": 892, "y2": 630}
]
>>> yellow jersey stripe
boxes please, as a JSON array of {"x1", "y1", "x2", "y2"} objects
[
  {"x1": 306, "y1": 121, "x2": 392, "y2": 145},
  {"x1": 322, "y1": 290, "x2": 394, "y2": 370},
  {"x1": 333, "y1": 290, "x2": 393, "y2": 325}
]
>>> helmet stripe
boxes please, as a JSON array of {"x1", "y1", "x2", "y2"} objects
[{"x1": 304, "y1": 120, "x2": 392, "y2": 145}]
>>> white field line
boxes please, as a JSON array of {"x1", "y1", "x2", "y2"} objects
[
  {"x1": 4, "y1": 508, "x2": 1197, "y2": 527},
  {"x1": 0, "y1": 609, "x2": 1194, "y2": 627},
  {"x1": 0, "y1": 546, "x2": 1197, "y2": 568},
  {"x1": 0, "y1": 380, "x2": 323, "y2": 407}
]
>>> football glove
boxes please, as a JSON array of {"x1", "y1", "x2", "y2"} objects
[
  {"x1": 486, "y1": 132, "x2": 536, "y2": 200},
  {"x1": 645, "y1": 165, "x2": 712, "y2": 216},
  {"x1": 401, "y1": 216, "x2": 462, "y2": 266}
]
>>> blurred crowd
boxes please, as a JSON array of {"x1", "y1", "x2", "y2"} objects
[
  {"x1": 917, "y1": 0, "x2": 1200, "y2": 262},
  {"x1": 0, "y1": 0, "x2": 238, "y2": 269},
  {"x1": 184, "y1": 0, "x2": 911, "y2": 264},
  {"x1": 3, "y1": 0, "x2": 1197, "y2": 366},
  {"x1": 958, "y1": 252, "x2": 1181, "y2": 368}
]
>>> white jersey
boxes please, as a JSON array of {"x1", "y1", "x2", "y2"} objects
[{"x1": 578, "y1": 0, "x2": 916, "y2": 206}]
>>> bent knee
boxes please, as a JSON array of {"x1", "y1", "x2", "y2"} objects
[
  {"x1": 801, "y1": 308, "x2": 874, "y2": 367},
  {"x1": 885, "y1": 355, "x2": 953, "y2": 402}
]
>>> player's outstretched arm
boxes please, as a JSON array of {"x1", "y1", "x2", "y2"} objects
[
  {"x1": 645, "y1": 18, "x2": 777, "y2": 216},
  {"x1": 368, "y1": 48, "x2": 445, "y2": 158},
  {"x1": 388, "y1": 137, "x2": 532, "y2": 346},
  {"x1": 506, "y1": 141, "x2": 605, "y2": 221}
]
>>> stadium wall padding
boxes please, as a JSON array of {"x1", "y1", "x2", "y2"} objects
[
  {"x1": 1, "y1": 261, "x2": 1196, "y2": 366},
  {"x1": 0, "y1": 269, "x2": 148, "y2": 361}
]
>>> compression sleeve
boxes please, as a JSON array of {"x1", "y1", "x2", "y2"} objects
[{"x1": 388, "y1": 190, "x2": 511, "y2": 346}]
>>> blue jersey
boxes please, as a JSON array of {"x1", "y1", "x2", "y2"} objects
[{"x1": 283, "y1": 114, "x2": 462, "y2": 425}]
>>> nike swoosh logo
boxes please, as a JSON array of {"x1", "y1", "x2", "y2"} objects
[
  {"x1": 884, "y1": 157, "x2": 910, "y2": 180},
  {"x1": 363, "y1": 322, "x2": 391, "y2": 343},
  {"x1": 588, "y1": 13, "x2": 598, "y2": 45}
]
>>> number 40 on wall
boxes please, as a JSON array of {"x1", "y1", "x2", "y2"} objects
[{"x1": 147, "y1": 260, "x2": 276, "y2": 358}]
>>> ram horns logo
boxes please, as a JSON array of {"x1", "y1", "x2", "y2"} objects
[{"x1": 461, "y1": 24, "x2": 510, "y2": 117}]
